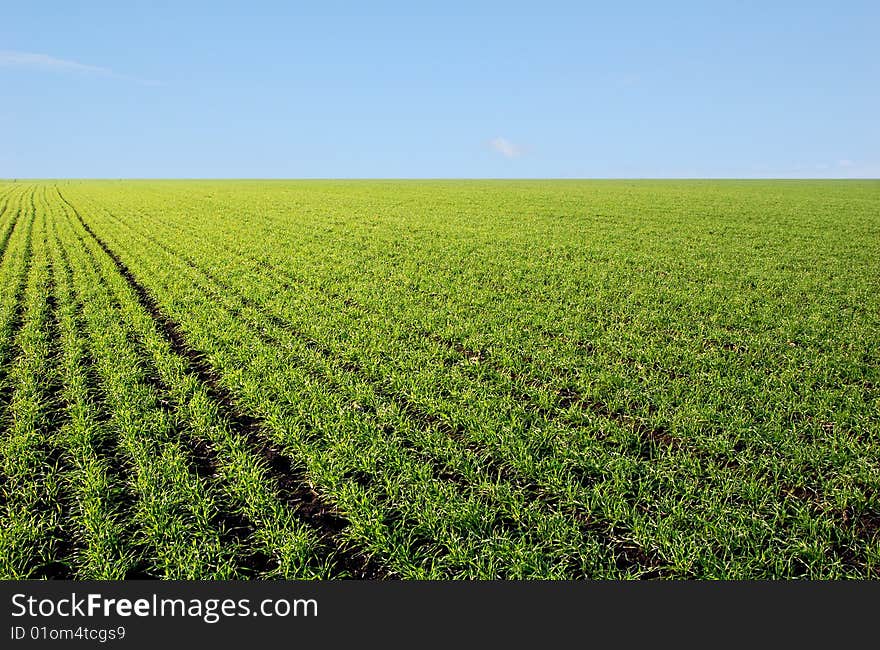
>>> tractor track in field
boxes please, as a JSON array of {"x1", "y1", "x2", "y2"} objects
[
  {"x1": 71, "y1": 221, "x2": 295, "y2": 576},
  {"x1": 57, "y1": 189, "x2": 389, "y2": 579},
  {"x1": 80, "y1": 201, "x2": 667, "y2": 576},
  {"x1": 92, "y1": 278, "x2": 316, "y2": 577}
]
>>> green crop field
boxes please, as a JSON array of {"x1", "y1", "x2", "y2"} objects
[{"x1": 0, "y1": 179, "x2": 877, "y2": 579}]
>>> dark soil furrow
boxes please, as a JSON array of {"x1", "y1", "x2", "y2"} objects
[
  {"x1": 57, "y1": 189, "x2": 388, "y2": 579},
  {"x1": 63, "y1": 222, "x2": 259, "y2": 577},
  {"x1": 71, "y1": 225, "x2": 308, "y2": 576}
]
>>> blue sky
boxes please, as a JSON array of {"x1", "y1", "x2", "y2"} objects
[{"x1": 1, "y1": 1, "x2": 878, "y2": 178}]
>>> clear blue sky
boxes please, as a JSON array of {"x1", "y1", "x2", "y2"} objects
[{"x1": 2, "y1": 1, "x2": 878, "y2": 178}]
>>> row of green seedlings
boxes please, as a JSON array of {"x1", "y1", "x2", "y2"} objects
[
  {"x1": 48, "y1": 197, "x2": 347, "y2": 578},
  {"x1": 0, "y1": 182, "x2": 38, "y2": 422},
  {"x1": 55, "y1": 199, "x2": 384, "y2": 579},
  {"x1": 0, "y1": 184, "x2": 33, "y2": 377},
  {"x1": 83, "y1": 187, "x2": 880, "y2": 577},
  {"x1": 0, "y1": 186, "x2": 71, "y2": 578},
  {"x1": 54, "y1": 189, "x2": 629, "y2": 578},
  {"x1": 0, "y1": 184, "x2": 26, "y2": 260}
]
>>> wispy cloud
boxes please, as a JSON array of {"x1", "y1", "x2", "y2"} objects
[
  {"x1": 489, "y1": 136, "x2": 522, "y2": 159},
  {"x1": 0, "y1": 50, "x2": 158, "y2": 85},
  {"x1": 0, "y1": 51, "x2": 112, "y2": 74}
]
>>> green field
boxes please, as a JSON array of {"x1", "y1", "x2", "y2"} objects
[{"x1": 0, "y1": 179, "x2": 877, "y2": 579}]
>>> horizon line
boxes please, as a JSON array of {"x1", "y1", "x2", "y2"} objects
[{"x1": 3, "y1": 177, "x2": 878, "y2": 182}]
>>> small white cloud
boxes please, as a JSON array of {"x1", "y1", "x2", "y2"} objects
[
  {"x1": 838, "y1": 159, "x2": 854, "y2": 167},
  {"x1": 0, "y1": 50, "x2": 158, "y2": 85},
  {"x1": 0, "y1": 50, "x2": 111, "y2": 74},
  {"x1": 489, "y1": 137, "x2": 522, "y2": 159}
]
